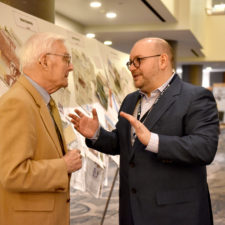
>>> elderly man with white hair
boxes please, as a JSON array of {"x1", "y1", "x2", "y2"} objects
[{"x1": 0, "y1": 32, "x2": 82, "y2": 225}]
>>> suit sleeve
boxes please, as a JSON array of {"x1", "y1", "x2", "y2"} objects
[
  {"x1": 86, "y1": 127, "x2": 120, "y2": 155},
  {"x1": 157, "y1": 88, "x2": 219, "y2": 165},
  {"x1": 0, "y1": 96, "x2": 69, "y2": 192}
]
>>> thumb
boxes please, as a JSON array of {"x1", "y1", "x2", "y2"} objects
[
  {"x1": 92, "y1": 108, "x2": 99, "y2": 121},
  {"x1": 120, "y1": 111, "x2": 135, "y2": 125},
  {"x1": 120, "y1": 111, "x2": 142, "y2": 130}
]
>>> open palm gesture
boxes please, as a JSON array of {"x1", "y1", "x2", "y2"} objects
[{"x1": 69, "y1": 108, "x2": 99, "y2": 138}]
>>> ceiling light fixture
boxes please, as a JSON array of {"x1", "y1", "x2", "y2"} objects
[
  {"x1": 90, "y1": 1, "x2": 102, "y2": 8},
  {"x1": 86, "y1": 33, "x2": 95, "y2": 38},
  {"x1": 106, "y1": 12, "x2": 117, "y2": 19},
  {"x1": 104, "y1": 41, "x2": 112, "y2": 45}
]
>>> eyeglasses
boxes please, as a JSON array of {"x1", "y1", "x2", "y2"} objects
[
  {"x1": 126, "y1": 54, "x2": 161, "y2": 69},
  {"x1": 46, "y1": 53, "x2": 72, "y2": 65}
]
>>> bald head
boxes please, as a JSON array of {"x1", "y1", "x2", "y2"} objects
[
  {"x1": 131, "y1": 38, "x2": 174, "y2": 68},
  {"x1": 128, "y1": 37, "x2": 175, "y2": 94}
]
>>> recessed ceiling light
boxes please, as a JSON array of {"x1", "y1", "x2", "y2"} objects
[
  {"x1": 86, "y1": 33, "x2": 95, "y2": 38},
  {"x1": 90, "y1": 1, "x2": 102, "y2": 8},
  {"x1": 106, "y1": 12, "x2": 117, "y2": 19},
  {"x1": 104, "y1": 40, "x2": 112, "y2": 45}
]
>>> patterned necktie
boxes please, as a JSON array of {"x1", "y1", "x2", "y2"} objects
[{"x1": 49, "y1": 97, "x2": 65, "y2": 154}]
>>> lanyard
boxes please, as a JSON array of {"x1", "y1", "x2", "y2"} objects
[{"x1": 137, "y1": 78, "x2": 173, "y2": 123}]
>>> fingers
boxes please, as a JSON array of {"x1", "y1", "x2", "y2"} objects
[
  {"x1": 63, "y1": 149, "x2": 82, "y2": 173},
  {"x1": 120, "y1": 111, "x2": 150, "y2": 146},
  {"x1": 68, "y1": 113, "x2": 76, "y2": 120},
  {"x1": 68, "y1": 109, "x2": 83, "y2": 122},
  {"x1": 74, "y1": 149, "x2": 82, "y2": 158},
  {"x1": 73, "y1": 148, "x2": 80, "y2": 154},
  {"x1": 68, "y1": 110, "x2": 82, "y2": 129},
  {"x1": 68, "y1": 115, "x2": 79, "y2": 129},
  {"x1": 120, "y1": 111, "x2": 142, "y2": 130},
  {"x1": 74, "y1": 109, "x2": 85, "y2": 118},
  {"x1": 69, "y1": 108, "x2": 97, "y2": 121},
  {"x1": 120, "y1": 111, "x2": 136, "y2": 126}
]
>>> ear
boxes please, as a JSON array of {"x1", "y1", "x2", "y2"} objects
[
  {"x1": 38, "y1": 54, "x2": 48, "y2": 70},
  {"x1": 159, "y1": 53, "x2": 168, "y2": 70}
]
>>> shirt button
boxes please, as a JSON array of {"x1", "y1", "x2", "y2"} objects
[{"x1": 131, "y1": 188, "x2": 137, "y2": 194}]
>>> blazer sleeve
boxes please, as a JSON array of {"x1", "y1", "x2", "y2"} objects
[
  {"x1": 86, "y1": 127, "x2": 120, "y2": 155},
  {"x1": 0, "y1": 96, "x2": 69, "y2": 193},
  {"x1": 157, "y1": 87, "x2": 219, "y2": 165}
]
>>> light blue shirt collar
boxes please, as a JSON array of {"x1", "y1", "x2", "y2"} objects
[{"x1": 23, "y1": 74, "x2": 50, "y2": 105}]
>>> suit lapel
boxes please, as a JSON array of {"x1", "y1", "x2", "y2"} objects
[
  {"x1": 121, "y1": 91, "x2": 140, "y2": 155},
  {"x1": 124, "y1": 91, "x2": 140, "y2": 115},
  {"x1": 130, "y1": 75, "x2": 181, "y2": 158},
  {"x1": 144, "y1": 75, "x2": 181, "y2": 129},
  {"x1": 18, "y1": 76, "x2": 64, "y2": 157}
]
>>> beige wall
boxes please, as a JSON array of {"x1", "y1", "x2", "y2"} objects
[{"x1": 204, "y1": 15, "x2": 225, "y2": 61}]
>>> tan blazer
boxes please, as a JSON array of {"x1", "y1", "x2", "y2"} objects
[{"x1": 0, "y1": 75, "x2": 70, "y2": 225}]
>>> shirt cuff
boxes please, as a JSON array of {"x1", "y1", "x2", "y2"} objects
[
  {"x1": 89, "y1": 125, "x2": 101, "y2": 142},
  {"x1": 145, "y1": 132, "x2": 159, "y2": 153}
]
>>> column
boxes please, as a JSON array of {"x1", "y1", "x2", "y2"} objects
[{"x1": 182, "y1": 65, "x2": 203, "y2": 86}]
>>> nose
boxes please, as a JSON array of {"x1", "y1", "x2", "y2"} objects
[
  {"x1": 68, "y1": 63, "x2": 74, "y2": 71},
  {"x1": 129, "y1": 62, "x2": 136, "y2": 72}
]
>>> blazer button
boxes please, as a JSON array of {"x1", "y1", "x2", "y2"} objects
[
  {"x1": 131, "y1": 188, "x2": 137, "y2": 194},
  {"x1": 67, "y1": 198, "x2": 70, "y2": 203},
  {"x1": 129, "y1": 162, "x2": 135, "y2": 168}
]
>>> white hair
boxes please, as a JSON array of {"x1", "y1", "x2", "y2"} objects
[{"x1": 20, "y1": 32, "x2": 66, "y2": 69}]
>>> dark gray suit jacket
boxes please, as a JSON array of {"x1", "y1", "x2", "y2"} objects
[{"x1": 86, "y1": 74, "x2": 219, "y2": 225}]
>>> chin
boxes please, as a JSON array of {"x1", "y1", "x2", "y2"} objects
[
  {"x1": 133, "y1": 81, "x2": 141, "y2": 89},
  {"x1": 62, "y1": 79, "x2": 68, "y2": 87},
  {"x1": 63, "y1": 83, "x2": 68, "y2": 88}
]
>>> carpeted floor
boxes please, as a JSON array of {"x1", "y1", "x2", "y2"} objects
[{"x1": 208, "y1": 128, "x2": 225, "y2": 225}]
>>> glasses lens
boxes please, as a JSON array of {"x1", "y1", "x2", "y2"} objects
[
  {"x1": 63, "y1": 55, "x2": 71, "y2": 65},
  {"x1": 126, "y1": 61, "x2": 131, "y2": 69},
  {"x1": 126, "y1": 58, "x2": 140, "y2": 69},
  {"x1": 133, "y1": 58, "x2": 140, "y2": 68}
]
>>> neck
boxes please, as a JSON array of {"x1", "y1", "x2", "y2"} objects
[
  {"x1": 142, "y1": 72, "x2": 174, "y2": 96},
  {"x1": 23, "y1": 68, "x2": 53, "y2": 94}
]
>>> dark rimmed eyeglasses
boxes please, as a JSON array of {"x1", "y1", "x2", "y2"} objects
[
  {"x1": 46, "y1": 53, "x2": 72, "y2": 65},
  {"x1": 126, "y1": 54, "x2": 161, "y2": 69}
]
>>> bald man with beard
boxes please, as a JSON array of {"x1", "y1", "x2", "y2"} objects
[{"x1": 69, "y1": 38, "x2": 219, "y2": 225}]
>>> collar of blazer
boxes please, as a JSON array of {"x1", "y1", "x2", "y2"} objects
[
  {"x1": 130, "y1": 74, "x2": 182, "y2": 149},
  {"x1": 142, "y1": 74, "x2": 181, "y2": 130},
  {"x1": 125, "y1": 74, "x2": 181, "y2": 117},
  {"x1": 17, "y1": 75, "x2": 65, "y2": 157}
]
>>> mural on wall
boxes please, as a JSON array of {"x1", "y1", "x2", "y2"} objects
[
  {"x1": 213, "y1": 83, "x2": 225, "y2": 123},
  {"x1": 72, "y1": 49, "x2": 96, "y2": 106},
  {"x1": 105, "y1": 58, "x2": 133, "y2": 105},
  {"x1": 71, "y1": 48, "x2": 133, "y2": 111},
  {"x1": 0, "y1": 26, "x2": 21, "y2": 88}
]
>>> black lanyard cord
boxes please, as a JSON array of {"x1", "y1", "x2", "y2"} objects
[{"x1": 137, "y1": 81, "x2": 172, "y2": 123}]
